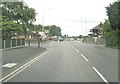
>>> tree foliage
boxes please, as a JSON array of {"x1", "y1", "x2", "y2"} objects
[
  {"x1": 2, "y1": 2, "x2": 37, "y2": 24},
  {"x1": 49, "y1": 25, "x2": 61, "y2": 36},
  {"x1": 30, "y1": 24, "x2": 62, "y2": 36},
  {"x1": 102, "y1": 19, "x2": 111, "y2": 34},
  {"x1": 44, "y1": 26, "x2": 50, "y2": 30},
  {"x1": 34, "y1": 24, "x2": 43, "y2": 31},
  {"x1": 102, "y1": 1, "x2": 120, "y2": 48},
  {"x1": 2, "y1": 1, "x2": 37, "y2": 38},
  {"x1": 106, "y1": 1, "x2": 119, "y2": 30},
  {"x1": 2, "y1": 16, "x2": 23, "y2": 38},
  {"x1": 1, "y1": 1, "x2": 62, "y2": 39}
]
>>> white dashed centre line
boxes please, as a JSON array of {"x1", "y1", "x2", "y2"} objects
[
  {"x1": 75, "y1": 49, "x2": 79, "y2": 52},
  {"x1": 93, "y1": 67, "x2": 109, "y2": 84},
  {"x1": 81, "y1": 54, "x2": 88, "y2": 62}
]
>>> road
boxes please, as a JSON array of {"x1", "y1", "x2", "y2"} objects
[
  {"x1": 1, "y1": 41, "x2": 118, "y2": 83},
  {"x1": 2, "y1": 47, "x2": 46, "y2": 77}
]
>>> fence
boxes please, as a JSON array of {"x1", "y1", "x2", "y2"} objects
[{"x1": 1, "y1": 38, "x2": 25, "y2": 49}]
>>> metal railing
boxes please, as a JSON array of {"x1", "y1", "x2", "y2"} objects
[{"x1": 1, "y1": 39, "x2": 25, "y2": 49}]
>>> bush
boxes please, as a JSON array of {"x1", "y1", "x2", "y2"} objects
[{"x1": 104, "y1": 30, "x2": 120, "y2": 48}]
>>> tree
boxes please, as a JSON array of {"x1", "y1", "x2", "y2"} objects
[
  {"x1": 104, "y1": 1, "x2": 120, "y2": 48},
  {"x1": 2, "y1": 16, "x2": 23, "y2": 38},
  {"x1": 102, "y1": 19, "x2": 119, "y2": 48},
  {"x1": 44, "y1": 26, "x2": 50, "y2": 30},
  {"x1": 79, "y1": 35, "x2": 83, "y2": 38},
  {"x1": 2, "y1": 1, "x2": 37, "y2": 37},
  {"x1": 106, "y1": 1, "x2": 119, "y2": 30},
  {"x1": 102, "y1": 19, "x2": 111, "y2": 34},
  {"x1": 49, "y1": 25, "x2": 62, "y2": 36},
  {"x1": 34, "y1": 24, "x2": 43, "y2": 31}
]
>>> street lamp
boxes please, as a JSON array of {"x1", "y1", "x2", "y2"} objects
[
  {"x1": 42, "y1": 8, "x2": 45, "y2": 32},
  {"x1": 84, "y1": 18, "x2": 87, "y2": 42},
  {"x1": 79, "y1": 18, "x2": 87, "y2": 37},
  {"x1": 42, "y1": 8, "x2": 52, "y2": 32},
  {"x1": 85, "y1": 19, "x2": 87, "y2": 36}
]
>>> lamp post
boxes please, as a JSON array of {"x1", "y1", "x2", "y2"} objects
[
  {"x1": 42, "y1": 8, "x2": 52, "y2": 32},
  {"x1": 84, "y1": 18, "x2": 87, "y2": 42},
  {"x1": 42, "y1": 8, "x2": 45, "y2": 32},
  {"x1": 79, "y1": 18, "x2": 87, "y2": 37},
  {"x1": 85, "y1": 18, "x2": 87, "y2": 36}
]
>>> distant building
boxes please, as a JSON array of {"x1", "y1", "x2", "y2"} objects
[
  {"x1": 24, "y1": 30, "x2": 47, "y2": 41},
  {"x1": 89, "y1": 24, "x2": 104, "y2": 43},
  {"x1": 90, "y1": 24, "x2": 103, "y2": 37}
]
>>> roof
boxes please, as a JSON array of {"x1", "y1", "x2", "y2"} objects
[
  {"x1": 93, "y1": 24, "x2": 101, "y2": 29},
  {"x1": 90, "y1": 24, "x2": 101, "y2": 32}
]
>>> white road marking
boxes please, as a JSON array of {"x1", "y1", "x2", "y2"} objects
[
  {"x1": 81, "y1": 54, "x2": 88, "y2": 62},
  {"x1": 75, "y1": 49, "x2": 79, "y2": 52},
  {"x1": 92, "y1": 67, "x2": 109, "y2": 84},
  {"x1": 4, "y1": 57, "x2": 39, "y2": 82},
  {"x1": 2, "y1": 63, "x2": 18, "y2": 68},
  {"x1": 0, "y1": 49, "x2": 50, "y2": 82}
]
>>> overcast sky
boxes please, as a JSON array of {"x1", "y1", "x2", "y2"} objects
[{"x1": 24, "y1": 0, "x2": 116, "y2": 36}]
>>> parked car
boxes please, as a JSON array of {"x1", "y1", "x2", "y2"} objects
[
  {"x1": 77, "y1": 38, "x2": 80, "y2": 41},
  {"x1": 70, "y1": 38, "x2": 74, "y2": 41},
  {"x1": 58, "y1": 37, "x2": 63, "y2": 41},
  {"x1": 52, "y1": 36, "x2": 58, "y2": 41}
]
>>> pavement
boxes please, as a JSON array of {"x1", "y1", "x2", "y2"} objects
[{"x1": 0, "y1": 41, "x2": 118, "y2": 84}]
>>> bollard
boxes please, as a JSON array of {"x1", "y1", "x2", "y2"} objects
[
  {"x1": 20, "y1": 39, "x2": 22, "y2": 46},
  {"x1": 16, "y1": 39, "x2": 17, "y2": 46},
  {"x1": 4, "y1": 40, "x2": 5, "y2": 49},
  {"x1": 28, "y1": 40, "x2": 30, "y2": 46},
  {"x1": 11, "y1": 40, "x2": 12, "y2": 48},
  {"x1": 38, "y1": 40, "x2": 40, "y2": 47}
]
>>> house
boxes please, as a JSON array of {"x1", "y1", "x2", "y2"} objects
[
  {"x1": 89, "y1": 24, "x2": 103, "y2": 43},
  {"x1": 90, "y1": 24, "x2": 103, "y2": 37}
]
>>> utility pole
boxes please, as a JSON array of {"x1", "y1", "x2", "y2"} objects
[
  {"x1": 85, "y1": 19, "x2": 87, "y2": 36},
  {"x1": 42, "y1": 8, "x2": 45, "y2": 32},
  {"x1": 42, "y1": 8, "x2": 52, "y2": 32},
  {"x1": 84, "y1": 18, "x2": 87, "y2": 42}
]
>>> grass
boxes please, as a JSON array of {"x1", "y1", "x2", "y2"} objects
[{"x1": 106, "y1": 45, "x2": 119, "y2": 49}]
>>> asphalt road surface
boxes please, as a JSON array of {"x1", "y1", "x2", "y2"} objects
[
  {"x1": 2, "y1": 47, "x2": 46, "y2": 77},
  {"x1": 1, "y1": 41, "x2": 118, "y2": 83}
]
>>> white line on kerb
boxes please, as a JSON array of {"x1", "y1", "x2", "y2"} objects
[
  {"x1": 81, "y1": 54, "x2": 88, "y2": 62},
  {"x1": 75, "y1": 49, "x2": 79, "y2": 52},
  {"x1": 0, "y1": 48, "x2": 50, "y2": 82},
  {"x1": 92, "y1": 67, "x2": 109, "y2": 84}
]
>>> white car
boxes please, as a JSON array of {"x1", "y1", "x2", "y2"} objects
[
  {"x1": 70, "y1": 38, "x2": 74, "y2": 41},
  {"x1": 77, "y1": 38, "x2": 80, "y2": 41},
  {"x1": 58, "y1": 37, "x2": 63, "y2": 41}
]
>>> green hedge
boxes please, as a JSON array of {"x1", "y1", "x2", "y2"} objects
[{"x1": 104, "y1": 30, "x2": 120, "y2": 48}]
